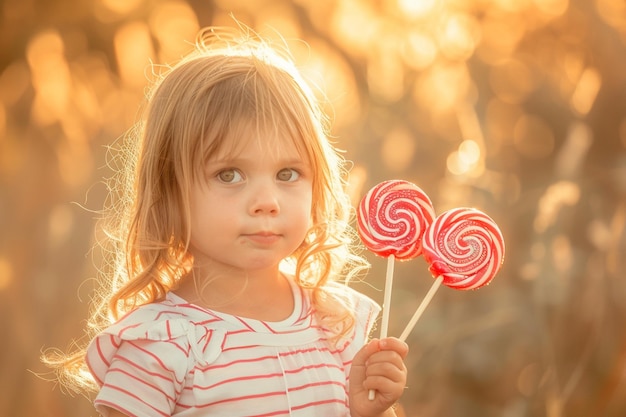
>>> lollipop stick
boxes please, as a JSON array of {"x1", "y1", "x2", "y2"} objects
[
  {"x1": 368, "y1": 254, "x2": 396, "y2": 401},
  {"x1": 380, "y1": 254, "x2": 395, "y2": 338},
  {"x1": 399, "y1": 275, "x2": 443, "y2": 342}
]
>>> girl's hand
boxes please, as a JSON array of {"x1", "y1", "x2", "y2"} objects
[{"x1": 349, "y1": 337, "x2": 409, "y2": 417}]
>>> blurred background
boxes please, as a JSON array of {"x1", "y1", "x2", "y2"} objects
[{"x1": 1, "y1": 0, "x2": 625, "y2": 416}]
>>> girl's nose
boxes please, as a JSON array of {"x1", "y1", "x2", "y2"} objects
[{"x1": 249, "y1": 182, "x2": 280, "y2": 216}]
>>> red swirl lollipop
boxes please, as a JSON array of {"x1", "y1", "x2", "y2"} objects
[
  {"x1": 422, "y1": 207, "x2": 505, "y2": 290},
  {"x1": 357, "y1": 179, "x2": 435, "y2": 260},
  {"x1": 399, "y1": 207, "x2": 505, "y2": 342}
]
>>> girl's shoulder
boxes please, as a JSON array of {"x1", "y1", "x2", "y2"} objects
[
  {"x1": 86, "y1": 293, "x2": 228, "y2": 383},
  {"x1": 96, "y1": 292, "x2": 224, "y2": 343},
  {"x1": 325, "y1": 281, "x2": 381, "y2": 318}
]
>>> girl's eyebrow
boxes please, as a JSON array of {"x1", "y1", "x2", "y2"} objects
[{"x1": 208, "y1": 155, "x2": 309, "y2": 166}]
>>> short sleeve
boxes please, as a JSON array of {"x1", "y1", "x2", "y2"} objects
[
  {"x1": 86, "y1": 308, "x2": 226, "y2": 417},
  {"x1": 89, "y1": 337, "x2": 186, "y2": 417},
  {"x1": 331, "y1": 285, "x2": 381, "y2": 375},
  {"x1": 352, "y1": 289, "x2": 381, "y2": 347}
]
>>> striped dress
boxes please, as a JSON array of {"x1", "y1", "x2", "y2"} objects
[{"x1": 85, "y1": 279, "x2": 380, "y2": 417}]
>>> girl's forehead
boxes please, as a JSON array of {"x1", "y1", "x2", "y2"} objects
[{"x1": 211, "y1": 127, "x2": 309, "y2": 163}]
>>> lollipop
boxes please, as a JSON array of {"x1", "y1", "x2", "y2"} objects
[
  {"x1": 399, "y1": 207, "x2": 505, "y2": 341},
  {"x1": 423, "y1": 207, "x2": 505, "y2": 290},
  {"x1": 357, "y1": 180, "x2": 435, "y2": 400},
  {"x1": 357, "y1": 179, "x2": 435, "y2": 260}
]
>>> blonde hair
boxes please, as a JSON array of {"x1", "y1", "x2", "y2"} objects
[{"x1": 44, "y1": 26, "x2": 369, "y2": 394}]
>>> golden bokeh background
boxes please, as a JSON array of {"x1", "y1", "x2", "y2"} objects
[{"x1": 2, "y1": 0, "x2": 626, "y2": 416}]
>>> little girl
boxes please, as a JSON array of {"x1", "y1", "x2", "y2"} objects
[{"x1": 46, "y1": 26, "x2": 408, "y2": 417}]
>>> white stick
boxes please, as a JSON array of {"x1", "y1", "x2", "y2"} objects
[
  {"x1": 380, "y1": 254, "x2": 395, "y2": 339},
  {"x1": 369, "y1": 254, "x2": 396, "y2": 401},
  {"x1": 399, "y1": 275, "x2": 443, "y2": 342}
]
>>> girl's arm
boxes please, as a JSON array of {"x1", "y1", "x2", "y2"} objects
[{"x1": 349, "y1": 337, "x2": 409, "y2": 417}]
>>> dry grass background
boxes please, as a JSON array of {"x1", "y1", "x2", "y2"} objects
[{"x1": 1, "y1": 0, "x2": 625, "y2": 416}]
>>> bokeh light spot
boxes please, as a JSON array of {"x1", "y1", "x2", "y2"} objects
[
  {"x1": 114, "y1": 21, "x2": 154, "y2": 87},
  {"x1": 0, "y1": 257, "x2": 12, "y2": 291},
  {"x1": 570, "y1": 67, "x2": 601, "y2": 115},
  {"x1": 27, "y1": 30, "x2": 71, "y2": 126},
  {"x1": 401, "y1": 32, "x2": 437, "y2": 69},
  {"x1": 149, "y1": 0, "x2": 200, "y2": 63},
  {"x1": 396, "y1": 0, "x2": 437, "y2": 19},
  {"x1": 100, "y1": 0, "x2": 143, "y2": 15},
  {"x1": 438, "y1": 13, "x2": 480, "y2": 60}
]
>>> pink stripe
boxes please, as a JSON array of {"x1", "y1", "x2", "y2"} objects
[
  {"x1": 289, "y1": 379, "x2": 345, "y2": 392},
  {"x1": 284, "y1": 362, "x2": 342, "y2": 375},
  {"x1": 204, "y1": 354, "x2": 277, "y2": 371},
  {"x1": 95, "y1": 337, "x2": 111, "y2": 367},
  {"x1": 112, "y1": 355, "x2": 176, "y2": 384},
  {"x1": 85, "y1": 357, "x2": 103, "y2": 386},
  {"x1": 154, "y1": 310, "x2": 187, "y2": 320},
  {"x1": 100, "y1": 384, "x2": 170, "y2": 416},
  {"x1": 291, "y1": 398, "x2": 347, "y2": 411},
  {"x1": 180, "y1": 389, "x2": 287, "y2": 409},
  {"x1": 189, "y1": 371, "x2": 284, "y2": 391},
  {"x1": 126, "y1": 340, "x2": 185, "y2": 371},
  {"x1": 116, "y1": 322, "x2": 143, "y2": 337},
  {"x1": 108, "y1": 367, "x2": 176, "y2": 402}
]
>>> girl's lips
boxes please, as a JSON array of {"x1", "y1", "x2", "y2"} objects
[{"x1": 243, "y1": 232, "x2": 281, "y2": 245}]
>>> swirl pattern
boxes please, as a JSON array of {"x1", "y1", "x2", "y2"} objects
[
  {"x1": 422, "y1": 207, "x2": 505, "y2": 290},
  {"x1": 357, "y1": 180, "x2": 435, "y2": 260}
]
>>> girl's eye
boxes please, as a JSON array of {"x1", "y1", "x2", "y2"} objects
[
  {"x1": 277, "y1": 168, "x2": 300, "y2": 182},
  {"x1": 217, "y1": 169, "x2": 244, "y2": 183}
]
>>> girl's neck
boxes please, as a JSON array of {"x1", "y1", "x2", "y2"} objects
[{"x1": 174, "y1": 267, "x2": 295, "y2": 322}]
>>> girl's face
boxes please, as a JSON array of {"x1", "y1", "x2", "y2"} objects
[{"x1": 188, "y1": 131, "x2": 313, "y2": 278}]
